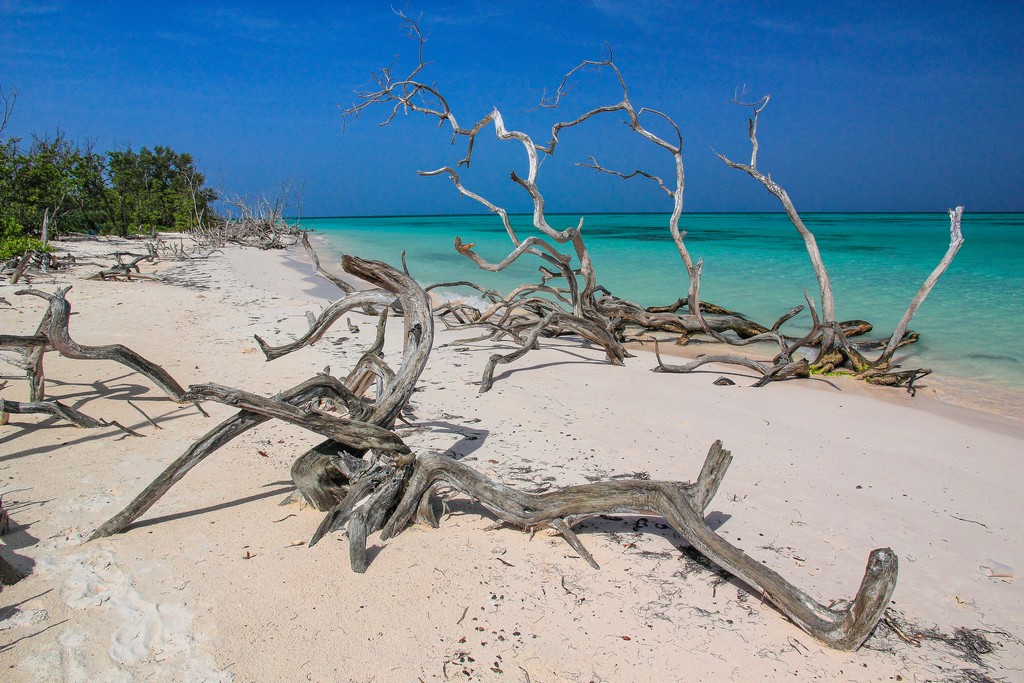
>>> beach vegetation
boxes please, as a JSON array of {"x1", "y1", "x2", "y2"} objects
[
  {"x1": 0, "y1": 87, "x2": 218, "y2": 243},
  {"x1": 0, "y1": 215, "x2": 51, "y2": 260}
]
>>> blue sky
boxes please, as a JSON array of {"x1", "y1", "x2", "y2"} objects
[{"x1": 2, "y1": 1, "x2": 1021, "y2": 215}]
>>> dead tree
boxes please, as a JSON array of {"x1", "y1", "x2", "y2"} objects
[
  {"x1": 213, "y1": 181, "x2": 303, "y2": 250},
  {"x1": 93, "y1": 251, "x2": 898, "y2": 651},
  {"x1": 344, "y1": 15, "x2": 760, "y2": 391},
  {"x1": 0, "y1": 287, "x2": 196, "y2": 424},
  {"x1": 341, "y1": 16, "x2": 861, "y2": 392},
  {"x1": 344, "y1": 15, "x2": 961, "y2": 394},
  {"x1": 704, "y1": 96, "x2": 964, "y2": 390}
]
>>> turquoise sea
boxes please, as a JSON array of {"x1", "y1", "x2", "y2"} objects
[{"x1": 298, "y1": 213, "x2": 1024, "y2": 392}]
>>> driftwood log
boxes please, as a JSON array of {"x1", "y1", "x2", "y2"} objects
[
  {"x1": 0, "y1": 286, "x2": 196, "y2": 430},
  {"x1": 94, "y1": 252, "x2": 898, "y2": 651}
]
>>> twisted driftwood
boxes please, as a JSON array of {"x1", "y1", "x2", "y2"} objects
[
  {"x1": 340, "y1": 15, "x2": 962, "y2": 396},
  {"x1": 93, "y1": 254, "x2": 433, "y2": 536},
  {"x1": 709, "y1": 97, "x2": 964, "y2": 388},
  {"x1": 1, "y1": 287, "x2": 194, "y2": 430},
  {"x1": 8, "y1": 287, "x2": 190, "y2": 403},
  {"x1": 93, "y1": 250, "x2": 898, "y2": 651},
  {"x1": 382, "y1": 446, "x2": 896, "y2": 651},
  {"x1": 90, "y1": 374, "x2": 383, "y2": 538}
]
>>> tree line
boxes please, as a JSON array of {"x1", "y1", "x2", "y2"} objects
[{"x1": 1, "y1": 87, "x2": 217, "y2": 257}]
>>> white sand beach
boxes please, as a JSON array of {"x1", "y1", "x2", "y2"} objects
[{"x1": 1, "y1": 237, "x2": 1022, "y2": 682}]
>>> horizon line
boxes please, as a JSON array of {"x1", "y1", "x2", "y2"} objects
[{"x1": 288, "y1": 210, "x2": 1019, "y2": 220}]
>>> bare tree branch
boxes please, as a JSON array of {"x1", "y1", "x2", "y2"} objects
[{"x1": 0, "y1": 84, "x2": 16, "y2": 135}]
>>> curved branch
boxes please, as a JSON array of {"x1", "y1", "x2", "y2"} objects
[
  {"x1": 383, "y1": 447, "x2": 896, "y2": 651},
  {"x1": 91, "y1": 375, "x2": 370, "y2": 538},
  {"x1": 342, "y1": 256, "x2": 433, "y2": 429},
  {"x1": 480, "y1": 311, "x2": 626, "y2": 393},
  {"x1": 716, "y1": 97, "x2": 836, "y2": 327},
  {"x1": 255, "y1": 289, "x2": 396, "y2": 361},
  {"x1": 301, "y1": 232, "x2": 356, "y2": 293},
  {"x1": 453, "y1": 235, "x2": 568, "y2": 273},
  {"x1": 0, "y1": 397, "x2": 141, "y2": 435},
  {"x1": 18, "y1": 287, "x2": 189, "y2": 402},
  {"x1": 875, "y1": 207, "x2": 964, "y2": 365}
]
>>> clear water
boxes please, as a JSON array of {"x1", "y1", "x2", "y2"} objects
[{"x1": 298, "y1": 213, "x2": 1024, "y2": 391}]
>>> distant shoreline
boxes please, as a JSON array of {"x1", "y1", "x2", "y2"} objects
[
  {"x1": 295, "y1": 230, "x2": 1023, "y2": 421},
  {"x1": 291, "y1": 210, "x2": 1024, "y2": 220}
]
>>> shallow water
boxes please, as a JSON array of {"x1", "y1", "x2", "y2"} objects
[{"x1": 299, "y1": 212, "x2": 1024, "y2": 392}]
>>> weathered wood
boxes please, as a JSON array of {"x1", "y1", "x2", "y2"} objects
[
  {"x1": 290, "y1": 440, "x2": 369, "y2": 510},
  {"x1": 0, "y1": 334, "x2": 49, "y2": 349},
  {"x1": 342, "y1": 255, "x2": 433, "y2": 429},
  {"x1": 346, "y1": 470, "x2": 405, "y2": 573},
  {"x1": 91, "y1": 375, "x2": 366, "y2": 538},
  {"x1": 300, "y1": 231, "x2": 356, "y2": 293},
  {"x1": 97, "y1": 255, "x2": 433, "y2": 541},
  {"x1": 25, "y1": 311, "x2": 49, "y2": 402},
  {"x1": 876, "y1": 207, "x2": 964, "y2": 366},
  {"x1": 183, "y1": 383, "x2": 409, "y2": 454},
  {"x1": 652, "y1": 345, "x2": 811, "y2": 385},
  {"x1": 718, "y1": 96, "x2": 837, "y2": 334},
  {"x1": 17, "y1": 287, "x2": 189, "y2": 402},
  {"x1": 254, "y1": 289, "x2": 395, "y2": 361},
  {"x1": 307, "y1": 471, "x2": 385, "y2": 546},
  {"x1": 480, "y1": 310, "x2": 625, "y2": 393},
  {"x1": 0, "y1": 396, "x2": 142, "y2": 435},
  {"x1": 0, "y1": 555, "x2": 24, "y2": 586},
  {"x1": 8, "y1": 250, "x2": 33, "y2": 285},
  {"x1": 381, "y1": 445, "x2": 896, "y2": 651}
]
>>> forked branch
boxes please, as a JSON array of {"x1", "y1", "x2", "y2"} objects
[{"x1": 382, "y1": 443, "x2": 896, "y2": 651}]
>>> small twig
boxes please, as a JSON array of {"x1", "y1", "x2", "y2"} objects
[
  {"x1": 949, "y1": 514, "x2": 989, "y2": 529},
  {"x1": 105, "y1": 420, "x2": 145, "y2": 438},
  {"x1": 127, "y1": 399, "x2": 161, "y2": 429}
]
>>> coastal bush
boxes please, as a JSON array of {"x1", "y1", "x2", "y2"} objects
[
  {"x1": 2, "y1": 127, "x2": 218, "y2": 238},
  {"x1": 0, "y1": 215, "x2": 51, "y2": 260}
]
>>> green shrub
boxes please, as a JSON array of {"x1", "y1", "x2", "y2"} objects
[{"x1": 0, "y1": 216, "x2": 53, "y2": 260}]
